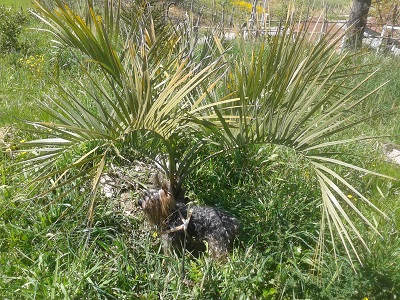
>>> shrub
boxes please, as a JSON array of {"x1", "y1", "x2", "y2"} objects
[{"x1": 0, "y1": 5, "x2": 29, "y2": 54}]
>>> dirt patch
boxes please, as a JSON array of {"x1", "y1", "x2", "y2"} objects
[
  {"x1": 0, "y1": 126, "x2": 14, "y2": 152},
  {"x1": 0, "y1": 126, "x2": 13, "y2": 144},
  {"x1": 382, "y1": 143, "x2": 400, "y2": 165},
  {"x1": 98, "y1": 161, "x2": 164, "y2": 217}
]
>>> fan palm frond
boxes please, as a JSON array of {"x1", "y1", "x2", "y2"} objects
[{"x1": 212, "y1": 25, "x2": 395, "y2": 265}]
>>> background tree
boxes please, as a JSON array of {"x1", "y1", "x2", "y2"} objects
[
  {"x1": 344, "y1": 0, "x2": 372, "y2": 49},
  {"x1": 371, "y1": 0, "x2": 400, "y2": 24}
]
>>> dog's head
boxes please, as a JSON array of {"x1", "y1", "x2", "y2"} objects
[{"x1": 137, "y1": 184, "x2": 175, "y2": 226}]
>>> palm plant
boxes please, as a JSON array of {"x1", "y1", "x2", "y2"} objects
[{"x1": 13, "y1": 0, "x2": 394, "y2": 265}]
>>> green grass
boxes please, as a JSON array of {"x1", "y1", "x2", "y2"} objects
[
  {"x1": 1, "y1": 142, "x2": 399, "y2": 298},
  {"x1": 0, "y1": 54, "x2": 51, "y2": 126},
  {"x1": 1, "y1": 2, "x2": 400, "y2": 299},
  {"x1": 0, "y1": 0, "x2": 33, "y2": 10}
]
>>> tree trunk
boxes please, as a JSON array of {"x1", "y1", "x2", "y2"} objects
[{"x1": 344, "y1": 0, "x2": 372, "y2": 50}]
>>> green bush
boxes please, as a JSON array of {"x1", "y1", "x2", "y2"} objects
[{"x1": 0, "y1": 5, "x2": 29, "y2": 54}]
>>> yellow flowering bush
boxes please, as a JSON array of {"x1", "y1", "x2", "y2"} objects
[
  {"x1": 18, "y1": 54, "x2": 45, "y2": 75},
  {"x1": 229, "y1": 0, "x2": 264, "y2": 14}
]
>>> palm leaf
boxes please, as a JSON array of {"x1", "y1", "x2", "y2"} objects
[
  {"x1": 212, "y1": 24, "x2": 394, "y2": 265},
  {"x1": 18, "y1": 0, "x2": 227, "y2": 202}
]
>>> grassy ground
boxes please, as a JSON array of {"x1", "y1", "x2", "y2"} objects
[
  {"x1": 1, "y1": 3, "x2": 400, "y2": 300},
  {"x1": 0, "y1": 0, "x2": 33, "y2": 10}
]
